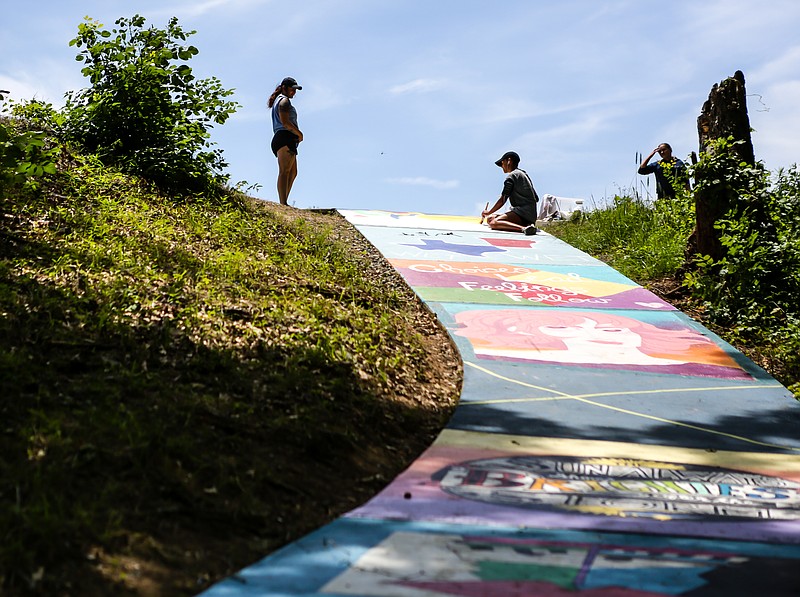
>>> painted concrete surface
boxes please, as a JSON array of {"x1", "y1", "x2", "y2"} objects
[{"x1": 201, "y1": 210, "x2": 800, "y2": 596}]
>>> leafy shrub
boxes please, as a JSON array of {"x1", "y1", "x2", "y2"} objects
[
  {"x1": 0, "y1": 93, "x2": 57, "y2": 192},
  {"x1": 685, "y1": 139, "x2": 800, "y2": 325},
  {"x1": 63, "y1": 15, "x2": 240, "y2": 195},
  {"x1": 682, "y1": 141, "x2": 800, "y2": 390}
]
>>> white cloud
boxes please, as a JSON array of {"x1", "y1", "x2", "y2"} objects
[
  {"x1": 151, "y1": 0, "x2": 273, "y2": 19},
  {"x1": 476, "y1": 97, "x2": 545, "y2": 125},
  {"x1": 750, "y1": 80, "x2": 800, "y2": 170},
  {"x1": 0, "y1": 61, "x2": 84, "y2": 107},
  {"x1": 302, "y1": 84, "x2": 351, "y2": 114},
  {"x1": 389, "y1": 78, "x2": 446, "y2": 95},
  {"x1": 748, "y1": 46, "x2": 800, "y2": 88},
  {"x1": 386, "y1": 177, "x2": 459, "y2": 190},
  {"x1": 0, "y1": 76, "x2": 41, "y2": 103},
  {"x1": 515, "y1": 112, "x2": 613, "y2": 149},
  {"x1": 686, "y1": 0, "x2": 800, "y2": 36}
]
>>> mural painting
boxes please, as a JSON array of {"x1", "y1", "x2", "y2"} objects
[
  {"x1": 388, "y1": 259, "x2": 674, "y2": 309},
  {"x1": 348, "y1": 430, "x2": 800, "y2": 543},
  {"x1": 338, "y1": 209, "x2": 489, "y2": 231},
  {"x1": 350, "y1": 224, "x2": 605, "y2": 265},
  {"x1": 435, "y1": 455, "x2": 800, "y2": 521},
  {"x1": 321, "y1": 529, "x2": 800, "y2": 596},
  {"x1": 199, "y1": 210, "x2": 800, "y2": 595},
  {"x1": 449, "y1": 306, "x2": 750, "y2": 380}
]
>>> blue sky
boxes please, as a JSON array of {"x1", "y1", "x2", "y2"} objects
[{"x1": 3, "y1": 1, "x2": 800, "y2": 215}]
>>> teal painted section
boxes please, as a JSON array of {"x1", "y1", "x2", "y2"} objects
[
  {"x1": 204, "y1": 518, "x2": 800, "y2": 596},
  {"x1": 200, "y1": 210, "x2": 800, "y2": 596}
]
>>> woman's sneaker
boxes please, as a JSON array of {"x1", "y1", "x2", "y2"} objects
[{"x1": 524, "y1": 225, "x2": 537, "y2": 236}]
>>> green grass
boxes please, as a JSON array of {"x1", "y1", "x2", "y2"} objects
[
  {"x1": 0, "y1": 150, "x2": 459, "y2": 594},
  {"x1": 548, "y1": 193, "x2": 694, "y2": 281}
]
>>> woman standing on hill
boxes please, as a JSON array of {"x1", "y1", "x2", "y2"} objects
[{"x1": 268, "y1": 77, "x2": 303, "y2": 205}]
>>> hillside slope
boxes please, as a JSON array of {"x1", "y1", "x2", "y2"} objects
[{"x1": 0, "y1": 154, "x2": 461, "y2": 595}]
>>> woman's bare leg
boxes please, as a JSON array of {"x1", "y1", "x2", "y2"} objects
[
  {"x1": 276, "y1": 147, "x2": 297, "y2": 205},
  {"x1": 286, "y1": 158, "x2": 298, "y2": 199}
]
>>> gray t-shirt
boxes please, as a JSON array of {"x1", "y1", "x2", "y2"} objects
[{"x1": 502, "y1": 168, "x2": 539, "y2": 223}]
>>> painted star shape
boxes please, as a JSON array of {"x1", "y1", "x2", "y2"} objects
[{"x1": 401, "y1": 239, "x2": 507, "y2": 256}]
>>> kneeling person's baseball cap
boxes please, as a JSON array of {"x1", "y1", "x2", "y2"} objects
[{"x1": 495, "y1": 151, "x2": 520, "y2": 167}]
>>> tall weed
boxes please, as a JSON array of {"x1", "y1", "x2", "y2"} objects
[{"x1": 549, "y1": 192, "x2": 694, "y2": 280}]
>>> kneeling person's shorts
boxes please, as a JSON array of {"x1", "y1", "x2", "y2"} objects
[
  {"x1": 271, "y1": 130, "x2": 299, "y2": 157},
  {"x1": 510, "y1": 204, "x2": 537, "y2": 226}
]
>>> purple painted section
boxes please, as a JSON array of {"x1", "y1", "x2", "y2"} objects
[
  {"x1": 347, "y1": 439, "x2": 800, "y2": 544},
  {"x1": 391, "y1": 262, "x2": 675, "y2": 310}
]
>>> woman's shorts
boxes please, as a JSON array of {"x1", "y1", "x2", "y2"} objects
[{"x1": 271, "y1": 130, "x2": 299, "y2": 157}]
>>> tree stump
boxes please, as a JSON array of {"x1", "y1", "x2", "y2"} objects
[
  {"x1": 689, "y1": 70, "x2": 755, "y2": 261},
  {"x1": 697, "y1": 70, "x2": 755, "y2": 164}
]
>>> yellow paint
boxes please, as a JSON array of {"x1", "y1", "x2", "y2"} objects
[
  {"x1": 564, "y1": 505, "x2": 674, "y2": 521},
  {"x1": 435, "y1": 428, "x2": 800, "y2": 475},
  {"x1": 529, "y1": 478, "x2": 575, "y2": 492},
  {"x1": 506, "y1": 270, "x2": 631, "y2": 296},
  {"x1": 583, "y1": 458, "x2": 685, "y2": 469}
]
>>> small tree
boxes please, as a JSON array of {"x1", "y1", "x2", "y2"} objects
[{"x1": 65, "y1": 15, "x2": 239, "y2": 194}]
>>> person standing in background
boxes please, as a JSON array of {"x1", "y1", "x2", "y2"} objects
[
  {"x1": 637, "y1": 143, "x2": 688, "y2": 199},
  {"x1": 268, "y1": 77, "x2": 303, "y2": 205}
]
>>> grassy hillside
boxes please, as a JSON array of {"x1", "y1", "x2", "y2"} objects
[{"x1": 0, "y1": 150, "x2": 461, "y2": 594}]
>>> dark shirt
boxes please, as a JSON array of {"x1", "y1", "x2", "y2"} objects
[
  {"x1": 502, "y1": 168, "x2": 539, "y2": 222},
  {"x1": 638, "y1": 158, "x2": 687, "y2": 198}
]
